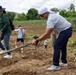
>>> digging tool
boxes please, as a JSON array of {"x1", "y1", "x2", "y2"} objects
[{"x1": 0, "y1": 42, "x2": 32, "y2": 55}]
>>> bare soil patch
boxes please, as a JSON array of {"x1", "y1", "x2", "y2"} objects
[{"x1": 0, "y1": 25, "x2": 76, "y2": 75}]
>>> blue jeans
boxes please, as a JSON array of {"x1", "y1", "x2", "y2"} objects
[
  {"x1": 53, "y1": 27, "x2": 72, "y2": 66},
  {"x1": 0, "y1": 31, "x2": 12, "y2": 55}
]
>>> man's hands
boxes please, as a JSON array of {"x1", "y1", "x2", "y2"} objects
[
  {"x1": 32, "y1": 39, "x2": 37, "y2": 45},
  {"x1": 32, "y1": 39, "x2": 39, "y2": 45}
]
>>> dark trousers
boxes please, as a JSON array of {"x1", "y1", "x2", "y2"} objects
[{"x1": 53, "y1": 27, "x2": 72, "y2": 66}]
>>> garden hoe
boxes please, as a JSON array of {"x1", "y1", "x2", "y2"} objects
[{"x1": 0, "y1": 42, "x2": 32, "y2": 55}]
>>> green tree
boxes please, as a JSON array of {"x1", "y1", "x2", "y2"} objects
[
  {"x1": 51, "y1": 8, "x2": 59, "y2": 13},
  {"x1": 7, "y1": 12, "x2": 16, "y2": 21},
  {"x1": 14, "y1": 13, "x2": 26, "y2": 21},
  {"x1": 68, "y1": 4, "x2": 75, "y2": 12},
  {"x1": 26, "y1": 8, "x2": 39, "y2": 20},
  {"x1": 59, "y1": 9, "x2": 67, "y2": 17}
]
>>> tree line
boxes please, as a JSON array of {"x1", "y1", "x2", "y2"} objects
[{"x1": 6, "y1": 4, "x2": 76, "y2": 21}]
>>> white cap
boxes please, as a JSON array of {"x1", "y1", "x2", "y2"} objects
[{"x1": 38, "y1": 7, "x2": 50, "y2": 15}]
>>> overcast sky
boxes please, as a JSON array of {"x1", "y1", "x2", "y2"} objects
[{"x1": 0, "y1": 0, "x2": 76, "y2": 13}]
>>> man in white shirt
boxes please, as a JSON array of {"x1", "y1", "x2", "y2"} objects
[
  {"x1": 15, "y1": 25, "x2": 25, "y2": 53},
  {"x1": 32, "y1": 7, "x2": 72, "y2": 70}
]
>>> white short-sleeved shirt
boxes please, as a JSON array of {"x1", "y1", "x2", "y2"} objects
[
  {"x1": 15, "y1": 28, "x2": 25, "y2": 38},
  {"x1": 47, "y1": 12, "x2": 71, "y2": 33}
]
